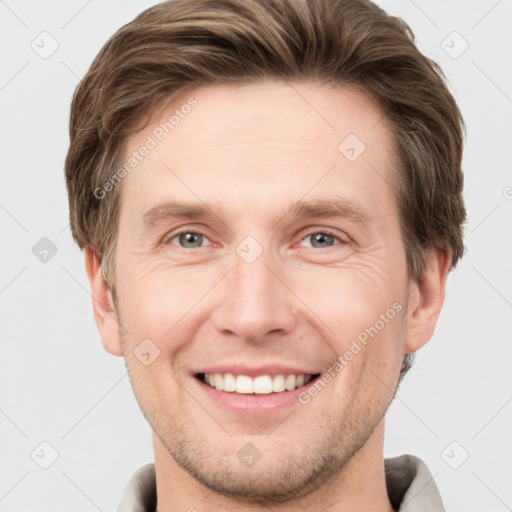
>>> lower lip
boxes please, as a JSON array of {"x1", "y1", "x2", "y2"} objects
[{"x1": 192, "y1": 376, "x2": 318, "y2": 415}]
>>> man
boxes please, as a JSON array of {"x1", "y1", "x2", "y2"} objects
[{"x1": 64, "y1": 0, "x2": 465, "y2": 510}]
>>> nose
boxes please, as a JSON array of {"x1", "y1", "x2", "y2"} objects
[{"x1": 211, "y1": 244, "x2": 297, "y2": 343}]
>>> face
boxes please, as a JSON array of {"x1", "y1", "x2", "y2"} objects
[{"x1": 100, "y1": 81, "x2": 424, "y2": 503}]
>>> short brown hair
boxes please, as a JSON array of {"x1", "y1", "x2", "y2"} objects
[{"x1": 64, "y1": 0, "x2": 466, "y2": 376}]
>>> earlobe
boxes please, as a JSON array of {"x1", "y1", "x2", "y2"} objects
[
  {"x1": 84, "y1": 247, "x2": 123, "y2": 356},
  {"x1": 404, "y1": 249, "x2": 451, "y2": 354}
]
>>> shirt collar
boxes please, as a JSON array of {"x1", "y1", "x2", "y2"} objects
[{"x1": 385, "y1": 455, "x2": 445, "y2": 511}]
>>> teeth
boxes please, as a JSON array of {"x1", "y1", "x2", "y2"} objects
[
  {"x1": 253, "y1": 375, "x2": 273, "y2": 394},
  {"x1": 236, "y1": 375, "x2": 253, "y2": 394},
  {"x1": 272, "y1": 374, "x2": 285, "y2": 392},
  {"x1": 214, "y1": 373, "x2": 224, "y2": 391},
  {"x1": 223, "y1": 373, "x2": 236, "y2": 392},
  {"x1": 285, "y1": 374, "x2": 296, "y2": 391},
  {"x1": 202, "y1": 373, "x2": 313, "y2": 394}
]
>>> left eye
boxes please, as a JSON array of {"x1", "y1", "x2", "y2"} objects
[
  {"x1": 168, "y1": 232, "x2": 209, "y2": 249},
  {"x1": 299, "y1": 231, "x2": 344, "y2": 248}
]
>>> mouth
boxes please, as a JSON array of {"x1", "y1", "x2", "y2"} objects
[{"x1": 194, "y1": 372, "x2": 322, "y2": 394}]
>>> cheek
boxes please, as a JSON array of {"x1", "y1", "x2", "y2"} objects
[
  {"x1": 293, "y1": 259, "x2": 403, "y2": 342},
  {"x1": 116, "y1": 267, "x2": 196, "y2": 412},
  {"x1": 115, "y1": 261, "x2": 216, "y2": 357},
  {"x1": 291, "y1": 259, "x2": 407, "y2": 393}
]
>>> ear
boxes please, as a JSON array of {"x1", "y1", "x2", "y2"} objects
[
  {"x1": 404, "y1": 248, "x2": 451, "y2": 353},
  {"x1": 84, "y1": 247, "x2": 123, "y2": 356}
]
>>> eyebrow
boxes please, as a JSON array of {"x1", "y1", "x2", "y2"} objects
[
  {"x1": 141, "y1": 197, "x2": 372, "y2": 229},
  {"x1": 290, "y1": 198, "x2": 371, "y2": 223},
  {"x1": 142, "y1": 202, "x2": 218, "y2": 228}
]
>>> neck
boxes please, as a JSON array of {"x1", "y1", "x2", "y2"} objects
[{"x1": 153, "y1": 419, "x2": 394, "y2": 512}]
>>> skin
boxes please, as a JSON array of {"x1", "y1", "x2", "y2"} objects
[{"x1": 85, "y1": 80, "x2": 450, "y2": 512}]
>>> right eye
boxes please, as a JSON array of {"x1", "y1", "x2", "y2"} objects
[{"x1": 166, "y1": 231, "x2": 212, "y2": 249}]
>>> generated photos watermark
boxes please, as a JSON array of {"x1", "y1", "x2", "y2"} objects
[
  {"x1": 298, "y1": 301, "x2": 403, "y2": 405},
  {"x1": 93, "y1": 96, "x2": 198, "y2": 200}
]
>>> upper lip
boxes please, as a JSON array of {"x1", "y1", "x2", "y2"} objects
[{"x1": 192, "y1": 364, "x2": 321, "y2": 377}]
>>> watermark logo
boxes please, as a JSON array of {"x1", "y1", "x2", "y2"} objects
[
  {"x1": 235, "y1": 236, "x2": 264, "y2": 264},
  {"x1": 32, "y1": 237, "x2": 58, "y2": 263},
  {"x1": 134, "y1": 338, "x2": 161, "y2": 366},
  {"x1": 441, "y1": 31, "x2": 469, "y2": 60},
  {"x1": 237, "y1": 442, "x2": 263, "y2": 468},
  {"x1": 338, "y1": 133, "x2": 366, "y2": 162},
  {"x1": 441, "y1": 441, "x2": 469, "y2": 469},
  {"x1": 31, "y1": 31, "x2": 59, "y2": 59},
  {"x1": 31, "y1": 441, "x2": 59, "y2": 469}
]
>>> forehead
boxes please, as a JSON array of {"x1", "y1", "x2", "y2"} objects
[
  {"x1": 120, "y1": 80, "x2": 396, "y2": 225},
  {"x1": 144, "y1": 80, "x2": 390, "y2": 154}
]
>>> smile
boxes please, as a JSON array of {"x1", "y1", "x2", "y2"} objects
[{"x1": 196, "y1": 372, "x2": 321, "y2": 394}]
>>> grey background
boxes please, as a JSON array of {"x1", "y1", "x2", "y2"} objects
[{"x1": 1, "y1": 0, "x2": 511, "y2": 510}]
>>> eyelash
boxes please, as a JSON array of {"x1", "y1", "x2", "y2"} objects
[{"x1": 164, "y1": 228, "x2": 347, "y2": 249}]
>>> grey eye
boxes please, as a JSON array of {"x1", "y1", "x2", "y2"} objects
[
  {"x1": 302, "y1": 232, "x2": 340, "y2": 248},
  {"x1": 171, "y1": 232, "x2": 205, "y2": 248}
]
